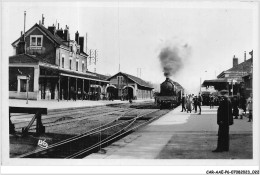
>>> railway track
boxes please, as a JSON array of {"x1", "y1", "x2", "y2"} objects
[
  {"x1": 18, "y1": 108, "x2": 160, "y2": 159},
  {"x1": 11, "y1": 106, "x2": 129, "y2": 130},
  {"x1": 11, "y1": 102, "x2": 156, "y2": 131}
]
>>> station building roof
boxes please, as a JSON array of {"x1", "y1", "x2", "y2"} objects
[
  {"x1": 12, "y1": 23, "x2": 88, "y2": 57},
  {"x1": 203, "y1": 57, "x2": 253, "y2": 91},
  {"x1": 9, "y1": 54, "x2": 40, "y2": 64},
  {"x1": 107, "y1": 72, "x2": 154, "y2": 89},
  {"x1": 9, "y1": 54, "x2": 109, "y2": 83},
  {"x1": 9, "y1": 53, "x2": 54, "y2": 64},
  {"x1": 202, "y1": 78, "x2": 228, "y2": 86},
  {"x1": 217, "y1": 58, "x2": 252, "y2": 78}
]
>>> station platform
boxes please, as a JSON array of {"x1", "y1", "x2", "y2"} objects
[
  {"x1": 9, "y1": 98, "x2": 154, "y2": 111},
  {"x1": 85, "y1": 106, "x2": 253, "y2": 159}
]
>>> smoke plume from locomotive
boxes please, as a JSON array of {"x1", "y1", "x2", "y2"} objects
[{"x1": 159, "y1": 42, "x2": 191, "y2": 77}]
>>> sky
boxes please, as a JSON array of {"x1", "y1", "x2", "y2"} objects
[{"x1": 2, "y1": 1, "x2": 258, "y2": 94}]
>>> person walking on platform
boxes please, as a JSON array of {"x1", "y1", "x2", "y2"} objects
[
  {"x1": 247, "y1": 95, "x2": 253, "y2": 122},
  {"x1": 191, "y1": 94, "x2": 195, "y2": 110},
  {"x1": 186, "y1": 95, "x2": 192, "y2": 113},
  {"x1": 209, "y1": 95, "x2": 214, "y2": 109},
  {"x1": 181, "y1": 94, "x2": 186, "y2": 112},
  {"x1": 197, "y1": 93, "x2": 203, "y2": 115},
  {"x1": 193, "y1": 96, "x2": 198, "y2": 113},
  {"x1": 232, "y1": 96, "x2": 239, "y2": 119},
  {"x1": 212, "y1": 94, "x2": 233, "y2": 152}
]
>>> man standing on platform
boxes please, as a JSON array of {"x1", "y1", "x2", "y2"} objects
[
  {"x1": 181, "y1": 94, "x2": 186, "y2": 112},
  {"x1": 197, "y1": 93, "x2": 203, "y2": 115},
  {"x1": 212, "y1": 94, "x2": 233, "y2": 152},
  {"x1": 193, "y1": 96, "x2": 198, "y2": 113}
]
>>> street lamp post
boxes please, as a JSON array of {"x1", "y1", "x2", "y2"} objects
[
  {"x1": 228, "y1": 79, "x2": 237, "y2": 97},
  {"x1": 26, "y1": 75, "x2": 30, "y2": 104}
]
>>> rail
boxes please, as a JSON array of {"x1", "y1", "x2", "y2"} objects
[{"x1": 18, "y1": 109, "x2": 157, "y2": 158}]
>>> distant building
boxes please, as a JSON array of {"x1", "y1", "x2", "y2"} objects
[
  {"x1": 241, "y1": 66, "x2": 253, "y2": 98},
  {"x1": 106, "y1": 72, "x2": 154, "y2": 100},
  {"x1": 202, "y1": 53, "x2": 253, "y2": 98},
  {"x1": 9, "y1": 21, "x2": 109, "y2": 100}
]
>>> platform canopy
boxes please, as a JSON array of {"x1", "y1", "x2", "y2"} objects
[{"x1": 202, "y1": 78, "x2": 228, "y2": 91}]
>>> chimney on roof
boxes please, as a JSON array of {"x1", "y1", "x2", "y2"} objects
[
  {"x1": 249, "y1": 50, "x2": 253, "y2": 59},
  {"x1": 16, "y1": 31, "x2": 26, "y2": 54},
  {"x1": 56, "y1": 28, "x2": 64, "y2": 39},
  {"x1": 42, "y1": 14, "x2": 45, "y2": 25},
  {"x1": 244, "y1": 51, "x2": 246, "y2": 62},
  {"x1": 63, "y1": 25, "x2": 70, "y2": 41},
  {"x1": 20, "y1": 31, "x2": 24, "y2": 41},
  {"x1": 233, "y1": 55, "x2": 238, "y2": 67},
  {"x1": 75, "y1": 31, "x2": 79, "y2": 44},
  {"x1": 79, "y1": 37, "x2": 84, "y2": 53},
  {"x1": 48, "y1": 25, "x2": 56, "y2": 35}
]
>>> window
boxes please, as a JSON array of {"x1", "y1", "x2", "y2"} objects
[
  {"x1": 69, "y1": 60, "x2": 72, "y2": 70},
  {"x1": 30, "y1": 35, "x2": 43, "y2": 47},
  {"x1": 117, "y1": 76, "x2": 123, "y2": 85},
  {"x1": 76, "y1": 61, "x2": 79, "y2": 71},
  {"x1": 20, "y1": 79, "x2": 27, "y2": 92},
  {"x1": 62, "y1": 57, "x2": 64, "y2": 68},
  {"x1": 82, "y1": 63, "x2": 85, "y2": 72},
  {"x1": 37, "y1": 37, "x2": 41, "y2": 46},
  {"x1": 31, "y1": 37, "x2": 36, "y2": 46}
]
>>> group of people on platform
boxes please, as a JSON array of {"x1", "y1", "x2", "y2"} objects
[
  {"x1": 230, "y1": 95, "x2": 253, "y2": 122},
  {"x1": 181, "y1": 93, "x2": 203, "y2": 115},
  {"x1": 180, "y1": 92, "x2": 253, "y2": 153},
  {"x1": 68, "y1": 87, "x2": 104, "y2": 101},
  {"x1": 179, "y1": 91, "x2": 253, "y2": 153},
  {"x1": 180, "y1": 92, "x2": 253, "y2": 122}
]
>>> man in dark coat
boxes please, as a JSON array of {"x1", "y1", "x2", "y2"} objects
[
  {"x1": 209, "y1": 95, "x2": 214, "y2": 109},
  {"x1": 193, "y1": 96, "x2": 198, "y2": 113},
  {"x1": 232, "y1": 96, "x2": 239, "y2": 119},
  {"x1": 197, "y1": 93, "x2": 203, "y2": 115},
  {"x1": 181, "y1": 94, "x2": 186, "y2": 112},
  {"x1": 212, "y1": 95, "x2": 233, "y2": 152}
]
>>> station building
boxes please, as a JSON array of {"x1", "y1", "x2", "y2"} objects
[
  {"x1": 202, "y1": 53, "x2": 253, "y2": 99},
  {"x1": 9, "y1": 21, "x2": 109, "y2": 100},
  {"x1": 106, "y1": 72, "x2": 154, "y2": 100}
]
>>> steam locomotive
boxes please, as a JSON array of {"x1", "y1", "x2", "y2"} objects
[{"x1": 155, "y1": 78, "x2": 183, "y2": 109}]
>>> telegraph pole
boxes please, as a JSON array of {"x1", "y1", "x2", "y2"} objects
[
  {"x1": 24, "y1": 11, "x2": 26, "y2": 54},
  {"x1": 94, "y1": 50, "x2": 97, "y2": 65},
  {"x1": 89, "y1": 49, "x2": 92, "y2": 65}
]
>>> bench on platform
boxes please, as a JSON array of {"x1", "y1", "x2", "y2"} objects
[{"x1": 9, "y1": 107, "x2": 47, "y2": 135}]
